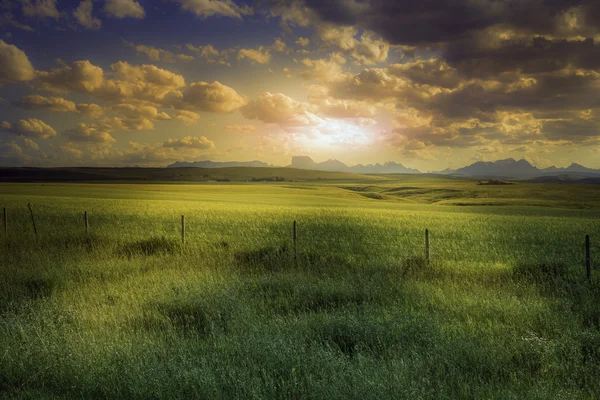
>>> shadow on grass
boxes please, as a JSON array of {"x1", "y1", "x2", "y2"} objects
[
  {"x1": 233, "y1": 243, "x2": 291, "y2": 273},
  {"x1": 119, "y1": 236, "x2": 181, "y2": 258},
  {"x1": 513, "y1": 261, "x2": 600, "y2": 329}
]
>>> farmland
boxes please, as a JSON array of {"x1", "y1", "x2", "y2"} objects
[{"x1": 1, "y1": 175, "x2": 600, "y2": 399}]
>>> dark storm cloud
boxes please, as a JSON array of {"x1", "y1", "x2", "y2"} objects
[
  {"x1": 265, "y1": 0, "x2": 600, "y2": 149},
  {"x1": 272, "y1": 0, "x2": 600, "y2": 44}
]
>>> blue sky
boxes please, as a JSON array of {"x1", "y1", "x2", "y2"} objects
[{"x1": 1, "y1": 0, "x2": 599, "y2": 170}]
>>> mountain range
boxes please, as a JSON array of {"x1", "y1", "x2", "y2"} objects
[
  {"x1": 167, "y1": 157, "x2": 600, "y2": 179},
  {"x1": 439, "y1": 159, "x2": 600, "y2": 179}
]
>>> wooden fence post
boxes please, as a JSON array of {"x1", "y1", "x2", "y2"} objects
[
  {"x1": 181, "y1": 215, "x2": 185, "y2": 244},
  {"x1": 425, "y1": 228, "x2": 430, "y2": 264},
  {"x1": 84, "y1": 211, "x2": 88, "y2": 235},
  {"x1": 293, "y1": 220, "x2": 297, "y2": 264},
  {"x1": 586, "y1": 234, "x2": 591, "y2": 282},
  {"x1": 3, "y1": 207, "x2": 6, "y2": 235},
  {"x1": 27, "y1": 203, "x2": 38, "y2": 239}
]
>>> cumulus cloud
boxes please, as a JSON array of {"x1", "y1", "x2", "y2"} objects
[
  {"x1": 98, "y1": 61, "x2": 186, "y2": 103},
  {"x1": 172, "y1": 0, "x2": 253, "y2": 19},
  {"x1": 177, "y1": 81, "x2": 247, "y2": 113},
  {"x1": 242, "y1": 92, "x2": 317, "y2": 126},
  {"x1": 300, "y1": 52, "x2": 348, "y2": 83},
  {"x1": 173, "y1": 110, "x2": 201, "y2": 125},
  {"x1": 0, "y1": 141, "x2": 24, "y2": 166},
  {"x1": 23, "y1": 138, "x2": 39, "y2": 151},
  {"x1": 0, "y1": 118, "x2": 57, "y2": 139},
  {"x1": 317, "y1": 25, "x2": 389, "y2": 64},
  {"x1": 64, "y1": 122, "x2": 116, "y2": 143},
  {"x1": 13, "y1": 95, "x2": 77, "y2": 113},
  {"x1": 74, "y1": 0, "x2": 101, "y2": 29},
  {"x1": 36, "y1": 60, "x2": 104, "y2": 93},
  {"x1": 76, "y1": 103, "x2": 104, "y2": 118},
  {"x1": 104, "y1": 0, "x2": 145, "y2": 19},
  {"x1": 0, "y1": 40, "x2": 35, "y2": 85},
  {"x1": 163, "y1": 136, "x2": 215, "y2": 149}
]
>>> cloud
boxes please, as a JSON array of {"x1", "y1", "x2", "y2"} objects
[
  {"x1": 0, "y1": 13, "x2": 34, "y2": 31},
  {"x1": 0, "y1": 141, "x2": 24, "y2": 166},
  {"x1": 98, "y1": 61, "x2": 185, "y2": 103},
  {"x1": 317, "y1": 25, "x2": 389, "y2": 64},
  {"x1": 21, "y1": 0, "x2": 59, "y2": 19},
  {"x1": 226, "y1": 124, "x2": 259, "y2": 133},
  {"x1": 172, "y1": 0, "x2": 253, "y2": 19},
  {"x1": 63, "y1": 122, "x2": 116, "y2": 143},
  {"x1": 76, "y1": 103, "x2": 104, "y2": 118},
  {"x1": 300, "y1": 52, "x2": 347, "y2": 83},
  {"x1": 113, "y1": 138, "x2": 219, "y2": 166},
  {"x1": 173, "y1": 110, "x2": 201, "y2": 125},
  {"x1": 177, "y1": 81, "x2": 247, "y2": 113},
  {"x1": 123, "y1": 40, "x2": 195, "y2": 63},
  {"x1": 163, "y1": 136, "x2": 215, "y2": 149},
  {"x1": 36, "y1": 60, "x2": 104, "y2": 93},
  {"x1": 0, "y1": 118, "x2": 57, "y2": 139},
  {"x1": 295, "y1": 37, "x2": 310, "y2": 47},
  {"x1": 104, "y1": 0, "x2": 145, "y2": 19},
  {"x1": 74, "y1": 0, "x2": 101, "y2": 29},
  {"x1": 13, "y1": 95, "x2": 77, "y2": 112},
  {"x1": 186, "y1": 43, "x2": 233, "y2": 65},
  {"x1": 23, "y1": 138, "x2": 39, "y2": 151},
  {"x1": 272, "y1": 39, "x2": 287, "y2": 52},
  {"x1": 242, "y1": 92, "x2": 317, "y2": 126},
  {"x1": 0, "y1": 40, "x2": 35, "y2": 85},
  {"x1": 238, "y1": 46, "x2": 272, "y2": 64}
]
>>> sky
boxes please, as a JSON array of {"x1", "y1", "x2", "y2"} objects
[{"x1": 1, "y1": 0, "x2": 600, "y2": 171}]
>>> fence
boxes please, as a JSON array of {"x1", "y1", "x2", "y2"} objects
[{"x1": 2, "y1": 205, "x2": 597, "y2": 281}]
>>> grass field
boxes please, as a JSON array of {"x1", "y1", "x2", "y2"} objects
[{"x1": 1, "y1": 176, "x2": 600, "y2": 399}]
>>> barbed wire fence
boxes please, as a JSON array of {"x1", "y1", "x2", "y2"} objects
[{"x1": 1, "y1": 206, "x2": 597, "y2": 281}]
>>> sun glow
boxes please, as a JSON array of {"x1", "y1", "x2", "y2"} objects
[{"x1": 297, "y1": 118, "x2": 376, "y2": 150}]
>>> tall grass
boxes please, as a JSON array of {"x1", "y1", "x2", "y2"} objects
[{"x1": 0, "y1": 183, "x2": 599, "y2": 399}]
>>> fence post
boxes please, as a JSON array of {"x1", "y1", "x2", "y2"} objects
[
  {"x1": 586, "y1": 235, "x2": 591, "y2": 282},
  {"x1": 3, "y1": 207, "x2": 6, "y2": 235},
  {"x1": 181, "y1": 215, "x2": 185, "y2": 244},
  {"x1": 425, "y1": 228, "x2": 430, "y2": 264},
  {"x1": 293, "y1": 220, "x2": 297, "y2": 264},
  {"x1": 84, "y1": 211, "x2": 88, "y2": 235},
  {"x1": 27, "y1": 203, "x2": 38, "y2": 240}
]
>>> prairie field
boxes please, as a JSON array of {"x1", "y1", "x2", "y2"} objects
[{"x1": 1, "y1": 177, "x2": 600, "y2": 399}]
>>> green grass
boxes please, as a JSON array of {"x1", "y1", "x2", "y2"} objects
[{"x1": 1, "y1": 178, "x2": 600, "y2": 399}]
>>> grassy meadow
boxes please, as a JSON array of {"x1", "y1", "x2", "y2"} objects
[{"x1": 1, "y1": 176, "x2": 600, "y2": 399}]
